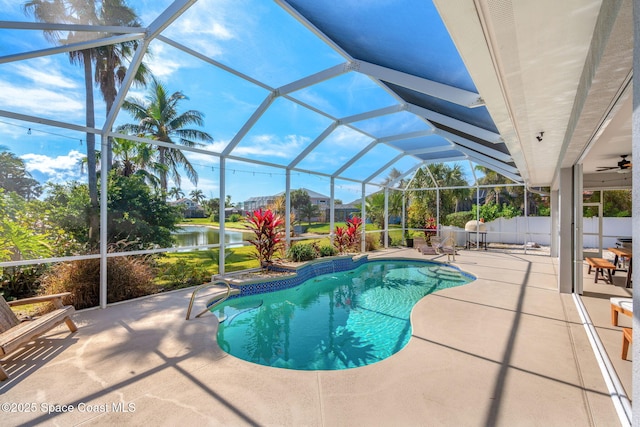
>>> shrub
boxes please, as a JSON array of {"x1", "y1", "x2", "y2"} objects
[
  {"x1": 445, "y1": 211, "x2": 475, "y2": 228},
  {"x1": 40, "y1": 255, "x2": 157, "y2": 310},
  {"x1": 227, "y1": 213, "x2": 242, "y2": 222},
  {"x1": 365, "y1": 233, "x2": 379, "y2": 251},
  {"x1": 287, "y1": 243, "x2": 318, "y2": 262},
  {"x1": 319, "y1": 245, "x2": 337, "y2": 257},
  {"x1": 0, "y1": 265, "x2": 48, "y2": 300},
  {"x1": 159, "y1": 259, "x2": 210, "y2": 289}
]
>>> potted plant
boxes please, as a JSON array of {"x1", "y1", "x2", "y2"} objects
[{"x1": 404, "y1": 230, "x2": 414, "y2": 248}]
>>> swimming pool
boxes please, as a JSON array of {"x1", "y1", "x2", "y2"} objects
[{"x1": 214, "y1": 259, "x2": 473, "y2": 370}]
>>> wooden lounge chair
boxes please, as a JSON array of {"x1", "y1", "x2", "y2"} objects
[
  {"x1": 622, "y1": 327, "x2": 632, "y2": 360},
  {"x1": 610, "y1": 297, "x2": 633, "y2": 326},
  {"x1": 0, "y1": 292, "x2": 77, "y2": 380}
]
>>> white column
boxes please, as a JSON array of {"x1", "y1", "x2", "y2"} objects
[
  {"x1": 330, "y1": 177, "x2": 335, "y2": 245},
  {"x1": 558, "y1": 167, "x2": 573, "y2": 293},
  {"x1": 218, "y1": 157, "x2": 226, "y2": 276},
  {"x1": 573, "y1": 164, "x2": 584, "y2": 295},
  {"x1": 361, "y1": 183, "x2": 366, "y2": 252},
  {"x1": 384, "y1": 187, "x2": 389, "y2": 248},
  {"x1": 550, "y1": 189, "x2": 559, "y2": 257},
  {"x1": 631, "y1": 0, "x2": 640, "y2": 413},
  {"x1": 285, "y1": 169, "x2": 291, "y2": 248},
  {"x1": 99, "y1": 134, "x2": 108, "y2": 309}
]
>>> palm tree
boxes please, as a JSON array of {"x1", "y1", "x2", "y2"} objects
[
  {"x1": 190, "y1": 189, "x2": 205, "y2": 206},
  {"x1": 23, "y1": 0, "x2": 147, "y2": 245},
  {"x1": 475, "y1": 165, "x2": 510, "y2": 205},
  {"x1": 119, "y1": 76, "x2": 213, "y2": 193},
  {"x1": 168, "y1": 187, "x2": 185, "y2": 201},
  {"x1": 111, "y1": 137, "x2": 164, "y2": 189}
]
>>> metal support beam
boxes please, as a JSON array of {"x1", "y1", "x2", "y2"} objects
[
  {"x1": 361, "y1": 183, "x2": 366, "y2": 252},
  {"x1": 364, "y1": 153, "x2": 405, "y2": 183},
  {"x1": 278, "y1": 63, "x2": 351, "y2": 95},
  {"x1": 285, "y1": 169, "x2": 291, "y2": 248},
  {"x1": 407, "y1": 103, "x2": 502, "y2": 144},
  {"x1": 355, "y1": 60, "x2": 484, "y2": 108},
  {"x1": 0, "y1": 33, "x2": 143, "y2": 64},
  {"x1": 219, "y1": 157, "x2": 227, "y2": 275},
  {"x1": 222, "y1": 92, "x2": 277, "y2": 156},
  {"x1": 435, "y1": 128, "x2": 512, "y2": 163},
  {"x1": 288, "y1": 121, "x2": 338, "y2": 168},
  {"x1": 146, "y1": 0, "x2": 198, "y2": 39},
  {"x1": 332, "y1": 139, "x2": 378, "y2": 177},
  {"x1": 340, "y1": 104, "x2": 405, "y2": 124},
  {"x1": 384, "y1": 187, "x2": 389, "y2": 248}
]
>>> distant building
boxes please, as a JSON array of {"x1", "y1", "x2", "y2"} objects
[
  {"x1": 243, "y1": 188, "x2": 330, "y2": 221},
  {"x1": 329, "y1": 202, "x2": 360, "y2": 222},
  {"x1": 170, "y1": 198, "x2": 206, "y2": 218}
]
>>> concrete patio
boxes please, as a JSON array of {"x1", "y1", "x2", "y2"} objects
[{"x1": 0, "y1": 247, "x2": 628, "y2": 426}]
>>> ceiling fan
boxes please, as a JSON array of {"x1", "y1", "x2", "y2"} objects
[{"x1": 596, "y1": 155, "x2": 632, "y2": 173}]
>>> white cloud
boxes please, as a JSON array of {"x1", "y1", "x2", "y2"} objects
[
  {"x1": 232, "y1": 134, "x2": 309, "y2": 159},
  {"x1": 0, "y1": 82, "x2": 84, "y2": 118},
  {"x1": 13, "y1": 59, "x2": 79, "y2": 89},
  {"x1": 21, "y1": 150, "x2": 85, "y2": 182},
  {"x1": 145, "y1": 42, "x2": 190, "y2": 79}
]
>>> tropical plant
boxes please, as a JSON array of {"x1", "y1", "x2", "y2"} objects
[
  {"x1": 333, "y1": 216, "x2": 362, "y2": 253},
  {"x1": 190, "y1": 189, "x2": 205, "y2": 205},
  {"x1": 107, "y1": 172, "x2": 182, "y2": 249},
  {"x1": 287, "y1": 243, "x2": 317, "y2": 262},
  {"x1": 318, "y1": 245, "x2": 338, "y2": 257},
  {"x1": 244, "y1": 208, "x2": 285, "y2": 267},
  {"x1": 24, "y1": 0, "x2": 148, "y2": 244},
  {"x1": 290, "y1": 189, "x2": 310, "y2": 220},
  {"x1": 0, "y1": 152, "x2": 42, "y2": 200},
  {"x1": 299, "y1": 202, "x2": 320, "y2": 225},
  {"x1": 119, "y1": 76, "x2": 214, "y2": 193},
  {"x1": 407, "y1": 163, "x2": 470, "y2": 228},
  {"x1": 168, "y1": 187, "x2": 185, "y2": 200}
]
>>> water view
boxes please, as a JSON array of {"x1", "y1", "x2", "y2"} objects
[{"x1": 173, "y1": 225, "x2": 248, "y2": 248}]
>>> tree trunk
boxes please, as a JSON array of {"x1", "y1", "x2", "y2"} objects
[{"x1": 83, "y1": 51, "x2": 99, "y2": 249}]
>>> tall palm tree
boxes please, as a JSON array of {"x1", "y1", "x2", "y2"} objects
[
  {"x1": 23, "y1": 0, "x2": 147, "y2": 246},
  {"x1": 111, "y1": 137, "x2": 164, "y2": 189},
  {"x1": 475, "y1": 165, "x2": 510, "y2": 205},
  {"x1": 190, "y1": 189, "x2": 205, "y2": 206},
  {"x1": 119, "y1": 76, "x2": 213, "y2": 193},
  {"x1": 168, "y1": 187, "x2": 185, "y2": 201}
]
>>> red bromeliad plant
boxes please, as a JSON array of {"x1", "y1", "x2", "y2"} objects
[
  {"x1": 333, "y1": 216, "x2": 363, "y2": 253},
  {"x1": 244, "y1": 208, "x2": 285, "y2": 268}
]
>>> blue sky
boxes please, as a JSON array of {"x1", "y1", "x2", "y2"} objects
[{"x1": 0, "y1": 0, "x2": 479, "y2": 205}]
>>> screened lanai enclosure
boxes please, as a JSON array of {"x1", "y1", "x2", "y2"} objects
[
  {"x1": 0, "y1": 0, "x2": 638, "y2": 422},
  {"x1": 0, "y1": 0, "x2": 536, "y2": 300}
]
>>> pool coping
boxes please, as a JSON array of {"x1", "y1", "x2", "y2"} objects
[{"x1": 215, "y1": 254, "x2": 476, "y2": 298}]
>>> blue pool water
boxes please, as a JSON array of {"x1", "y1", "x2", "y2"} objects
[{"x1": 214, "y1": 260, "x2": 473, "y2": 370}]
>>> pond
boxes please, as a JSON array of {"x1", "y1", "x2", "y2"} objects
[{"x1": 173, "y1": 225, "x2": 248, "y2": 248}]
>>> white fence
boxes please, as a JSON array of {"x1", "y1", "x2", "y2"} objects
[{"x1": 442, "y1": 216, "x2": 631, "y2": 248}]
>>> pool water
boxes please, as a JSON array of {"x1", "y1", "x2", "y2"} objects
[{"x1": 214, "y1": 260, "x2": 473, "y2": 370}]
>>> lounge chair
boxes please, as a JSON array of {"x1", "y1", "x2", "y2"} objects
[
  {"x1": 610, "y1": 297, "x2": 632, "y2": 326},
  {"x1": 0, "y1": 292, "x2": 78, "y2": 380},
  {"x1": 430, "y1": 236, "x2": 457, "y2": 261}
]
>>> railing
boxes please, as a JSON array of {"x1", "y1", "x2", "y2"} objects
[{"x1": 185, "y1": 279, "x2": 232, "y2": 320}]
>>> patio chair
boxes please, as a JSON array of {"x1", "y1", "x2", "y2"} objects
[
  {"x1": 0, "y1": 292, "x2": 77, "y2": 380},
  {"x1": 622, "y1": 327, "x2": 632, "y2": 360},
  {"x1": 610, "y1": 297, "x2": 633, "y2": 326},
  {"x1": 430, "y1": 236, "x2": 457, "y2": 262}
]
